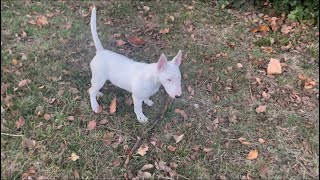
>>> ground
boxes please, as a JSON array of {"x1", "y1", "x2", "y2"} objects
[{"x1": 1, "y1": 1, "x2": 319, "y2": 179}]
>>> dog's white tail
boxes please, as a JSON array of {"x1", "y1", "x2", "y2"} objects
[{"x1": 90, "y1": 7, "x2": 104, "y2": 52}]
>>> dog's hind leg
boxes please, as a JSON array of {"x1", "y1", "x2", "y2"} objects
[{"x1": 89, "y1": 73, "x2": 107, "y2": 113}]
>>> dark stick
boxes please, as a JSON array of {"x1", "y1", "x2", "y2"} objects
[{"x1": 123, "y1": 97, "x2": 174, "y2": 167}]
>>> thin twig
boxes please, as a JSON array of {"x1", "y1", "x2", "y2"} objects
[
  {"x1": 124, "y1": 96, "x2": 173, "y2": 167},
  {"x1": 1, "y1": 132, "x2": 24, "y2": 137}
]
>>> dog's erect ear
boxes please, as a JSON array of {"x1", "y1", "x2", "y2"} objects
[
  {"x1": 157, "y1": 54, "x2": 168, "y2": 72},
  {"x1": 173, "y1": 50, "x2": 182, "y2": 66}
]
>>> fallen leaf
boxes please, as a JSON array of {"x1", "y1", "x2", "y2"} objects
[
  {"x1": 252, "y1": 24, "x2": 270, "y2": 33},
  {"x1": 203, "y1": 147, "x2": 212, "y2": 153},
  {"x1": 69, "y1": 87, "x2": 80, "y2": 94},
  {"x1": 304, "y1": 79, "x2": 316, "y2": 89},
  {"x1": 174, "y1": 109, "x2": 188, "y2": 119},
  {"x1": 125, "y1": 96, "x2": 133, "y2": 106},
  {"x1": 109, "y1": 98, "x2": 117, "y2": 114},
  {"x1": 56, "y1": 125, "x2": 63, "y2": 130},
  {"x1": 18, "y1": 79, "x2": 32, "y2": 87},
  {"x1": 99, "y1": 119, "x2": 108, "y2": 125},
  {"x1": 258, "y1": 138, "x2": 265, "y2": 144},
  {"x1": 167, "y1": 145, "x2": 177, "y2": 152},
  {"x1": 141, "y1": 164, "x2": 154, "y2": 171},
  {"x1": 37, "y1": 176, "x2": 48, "y2": 180},
  {"x1": 262, "y1": 91, "x2": 270, "y2": 100},
  {"x1": 137, "y1": 170, "x2": 152, "y2": 179},
  {"x1": 64, "y1": 21, "x2": 72, "y2": 29},
  {"x1": 67, "y1": 116, "x2": 75, "y2": 121},
  {"x1": 237, "y1": 63, "x2": 243, "y2": 68},
  {"x1": 281, "y1": 25, "x2": 292, "y2": 34},
  {"x1": 12, "y1": 58, "x2": 20, "y2": 65},
  {"x1": 267, "y1": 58, "x2": 282, "y2": 75},
  {"x1": 173, "y1": 134, "x2": 184, "y2": 143},
  {"x1": 116, "y1": 39, "x2": 126, "y2": 46},
  {"x1": 159, "y1": 28, "x2": 170, "y2": 34},
  {"x1": 143, "y1": 6, "x2": 150, "y2": 11},
  {"x1": 113, "y1": 33, "x2": 121, "y2": 38},
  {"x1": 69, "y1": 152, "x2": 80, "y2": 161},
  {"x1": 259, "y1": 165, "x2": 268, "y2": 177},
  {"x1": 86, "y1": 120, "x2": 96, "y2": 130},
  {"x1": 74, "y1": 170, "x2": 80, "y2": 179},
  {"x1": 247, "y1": 150, "x2": 259, "y2": 160},
  {"x1": 36, "y1": 15, "x2": 48, "y2": 29},
  {"x1": 187, "y1": 86, "x2": 194, "y2": 97},
  {"x1": 281, "y1": 41, "x2": 292, "y2": 51},
  {"x1": 43, "y1": 114, "x2": 51, "y2": 121},
  {"x1": 22, "y1": 138, "x2": 36, "y2": 150},
  {"x1": 15, "y1": 117, "x2": 25, "y2": 129},
  {"x1": 112, "y1": 158, "x2": 121, "y2": 167},
  {"x1": 169, "y1": 15, "x2": 175, "y2": 21},
  {"x1": 137, "y1": 144, "x2": 149, "y2": 156},
  {"x1": 261, "y1": 46, "x2": 273, "y2": 54},
  {"x1": 238, "y1": 137, "x2": 251, "y2": 145},
  {"x1": 127, "y1": 37, "x2": 146, "y2": 46},
  {"x1": 183, "y1": 4, "x2": 194, "y2": 10},
  {"x1": 229, "y1": 115, "x2": 237, "y2": 123},
  {"x1": 255, "y1": 105, "x2": 267, "y2": 113}
]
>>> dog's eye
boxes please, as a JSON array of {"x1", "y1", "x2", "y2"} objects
[{"x1": 167, "y1": 79, "x2": 172, "y2": 82}]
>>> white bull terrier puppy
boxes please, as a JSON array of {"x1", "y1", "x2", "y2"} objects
[{"x1": 89, "y1": 7, "x2": 183, "y2": 123}]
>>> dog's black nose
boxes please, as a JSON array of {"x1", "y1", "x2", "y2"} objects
[{"x1": 175, "y1": 95, "x2": 181, "y2": 98}]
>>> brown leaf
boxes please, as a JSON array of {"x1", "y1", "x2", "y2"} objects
[
  {"x1": 159, "y1": 28, "x2": 170, "y2": 34},
  {"x1": 109, "y1": 98, "x2": 117, "y2": 114},
  {"x1": 125, "y1": 96, "x2": 133, "y2": 106},
  {"x1": 12, "y1": 58, "x2": 20, "y2": 65},
  {"x1": 259, "y1": 165, "x2": 268, "y2": 177},
  {"x1": 67, "y1": 116, "x2": 75, "y2": 121},
  {"x1": 137, "y1": 144, "x2": 149, "y2": 156},
  {"x1": 247, "y1": 150, "x2": 259, "y2": 160},
  {"x1": 304, "y1": 79, "x2": 316, "y2": 89},
  {"x1": 18, "y1": 79, "x2": 32, "y2": 87},
  {"x1": 137, "y1": 170, "x2": 152, "y2": 179},
  {"x1": 174, "y1": 109, "x2": 188, "y2": 119},
  {"x1": 281, "y1": 25, "x2": 292, "y2": 34},
  {"x1": 36, "y1": 15, "x2": 48, "y2": 28},
  {"x1": 15, "y1": 117, "x2": 25, "y2": 129},
  {"x1": 237, "y1": 63, "x2": 243, "y2": 68},
  {"x1": 43, "y1": 114, "x2": 51, "y2": 121},
  {"x1": 116, "y1": 39, "x2": 126, "y2": 46},
  {"x1": 262, "y1": 91, "x2": 270, "y2": 100},
  {"x1": 69, "y1": 87, "x2": 80, "y2": 94},
  {"x1": 69, "y1": 152, "x2": 80, "y2": 161},
  {"x1": 127, "y1": 37, "x2": 146, "y2": 46},
  {"x1": 99, "y1": 119, "x2": 108, "y2": 125},
  {"x1": 258, "y1": 138, "x2": 265, "y2": 144},
  {"x1": 281, "y1": 41, "x2": 292, "y2": 51},
  {"x1": 238, "y1": 137, "x2": 251, "y2": 145},
  {"x1": 203, "y1": 147, "x2": 212, "y2": 153},
  {"x1": 86, "y1": 120, "x2": 96, "y2": 130},
  {"x1": 267, "y1": 58, "x2": 282, "y2": 75},
  {"x1": 143, "y1": 6, "x2": 150, "y2": 11},
  {"x1": 74, "y1": 170, "x2": 80, "y2": 179},
  {"x1": 169, "y1": 15, "x2": 175, "y2": 21},
  {"x1": 255, "y1": 105, "x2": 267, "y2": 113},
  {"x1": 187, "y1": 86, "x2": 194, "y2": 97},
  {"x1": 22, "y1": 138, "x2": 36, "y2": 150},
  {"x1": 173, "y1": 134, "x2": 184, "y2": 143},
  {"x1": 112, "y1": 158, "x2": 121, "y2": 167},
  {"x1": 167, "y1": 145, "x2": 177, "y2": 152},
  {"x1": 141, "y1": 164, "x2": 154, "y2": 171},
  {"x1": 261, "y1": 46, "x2": 273, "y2": 54},
  {"x1": 252, "y1": 25, "x2": 270, "y2": 33},
  {"x1": 37, "y1": 176, "x2": 49, "y2": 180}
]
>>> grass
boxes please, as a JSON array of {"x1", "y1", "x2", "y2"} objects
[{"x1": 1, "y1": 0, "x2": 319, "y2": 179}]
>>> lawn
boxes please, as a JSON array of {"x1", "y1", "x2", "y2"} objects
[{"x1": 1, "y1": 0, "x2": 319, "y2": 179}]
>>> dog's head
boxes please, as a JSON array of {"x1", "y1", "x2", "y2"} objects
[{"x1": 157, "y1": 50, "x2": 182, "y2": 98}]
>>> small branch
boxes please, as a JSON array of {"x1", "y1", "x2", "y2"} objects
[
  {"x1": 1, "y1": 133, "x2": 24, "y2": 137},
  {"x1": 123, "y1": 96, "x2": 174, "y2": 167}
]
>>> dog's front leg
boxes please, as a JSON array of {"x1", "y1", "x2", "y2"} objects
[{"x1": 132, "y1": 95, "x2": 148, "y2": 123}]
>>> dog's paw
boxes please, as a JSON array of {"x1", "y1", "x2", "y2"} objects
[
  {"x1": 144, "y1": 99, "x2": 154, "y2": 107},
  {"x1": 137, "y1": 114, "x2": 148, "y2": 123},
  {"x1": 91, "y1": 104, "x2": 100, "y2": 113}
]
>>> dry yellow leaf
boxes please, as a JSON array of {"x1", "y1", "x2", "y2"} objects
[
  {"x1": 247, "y1": 150, "x2": 258, "y2": 160},
  {"x1": 109, "y1": 98, "x2": 117, "y2": 114},
  {"x1": 267, "y1": 58, "x2": 282, "y2": 75},
  {"x1": 137, "y1": 144, "x2": 149, "y2": 156},
  {"x1": 69, "y1": 153, "x2": 80, "y2": 161}
]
